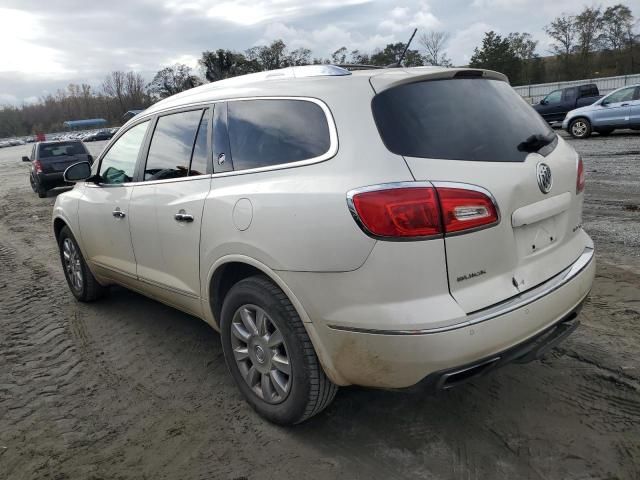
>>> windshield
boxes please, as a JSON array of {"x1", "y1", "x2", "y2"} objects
[
  {"x1": 372, "y1": 78, "x2": 554, "y2": 162},
  {"x1": 39, "y1": 142, "x2": 87, "y2": 159}
]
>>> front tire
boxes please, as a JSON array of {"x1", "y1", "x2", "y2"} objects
[
  {"x1": 569, "y1": 118, "x2": 592, "y2": 139},
  {"x1": 58, "y1": 226, "x2": 107, "y2": 302},
  {"x1": 220, "y1": 275, "x2": 337, "y2": 425}
]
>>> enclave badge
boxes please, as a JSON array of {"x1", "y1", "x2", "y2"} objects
[{"x1": 536, "y1": 162, "x2": 552, "y2": 194}]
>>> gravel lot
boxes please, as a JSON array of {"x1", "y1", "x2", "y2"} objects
[{"x1": 1, "y1": 132, "x2": 639, "y2": 480}]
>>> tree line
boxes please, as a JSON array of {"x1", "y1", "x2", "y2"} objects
[{"x1": 0, "y1": 3, "x2": 637, "y2": 137}]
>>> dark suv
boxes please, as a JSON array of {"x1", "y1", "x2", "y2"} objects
[{"x1": 23, "y1": 141, "x2": 93, "y2": 198}]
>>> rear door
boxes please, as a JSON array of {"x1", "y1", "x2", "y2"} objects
[
  {"x1": 128, "y1": 107, "x2": 211, "y2": 316},
  {"x1": 371, "y1": 76, "x2": 587, "y2": 313}
]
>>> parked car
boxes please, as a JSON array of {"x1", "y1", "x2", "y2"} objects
[
  {"x1": 563, "y1": 84, "x2": 640, "y2": 138},
  {"x1": 53, "y1": 65, "x2": 595, "y2": 425},
  {"x1": 83, "y1": 129, "x2": 115, "y2": 142},
  {"x1": 533, "y1": 84, "x2": 602, "y2": 124},
  {"x1": 24, "y1": 141, "x2": 93, "y2": 198}
]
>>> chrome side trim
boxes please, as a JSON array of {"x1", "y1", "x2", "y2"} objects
[{"x1": 327, "y1": 246, "x2": 594, "y2": 335}]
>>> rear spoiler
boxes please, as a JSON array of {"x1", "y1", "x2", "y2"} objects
[{"x1": 368, "y1": 67, "x2": 509, "y2": 93}]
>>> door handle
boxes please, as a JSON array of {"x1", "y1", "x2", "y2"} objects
[
  {"x1": 174, "y1": 210, "x2": 194, "y2": 223},
  {"x1": 112, "y1": 209, "x2": 126, "y2": 218}
]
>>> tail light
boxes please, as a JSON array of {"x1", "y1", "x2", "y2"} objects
[
  {"x1": 576, "y1": 156, "x2": 585, "y2": 194},
  {"x1": 34, "y1": 160, "x2": 43, "y2": 173},
  {"x1": 435, "y1": 185, "x2": 500, "y2": 234},
  {"x1": 347, "y1": 182, "x2": 499, "y2": 240}
]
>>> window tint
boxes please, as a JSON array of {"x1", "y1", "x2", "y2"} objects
[
  {"x1": 545, "y1": 90, "x2": 562, "y2": 104},
  {"x1": 145, "y1": 109, "x2": 204, "y2": 181},
  {"x1": 99, "y1": 121, "x2": 149, "y2": 184},
  {"x1": 372, "y1": 79, "x2": 554, "y2": 163},
  {"x1": 227, "y1": 99, "x2": 331, "y2": 171},
  {"x1": 605, "y1": 87, "x2": 635, "y2": 104},
  {"x1": 39, "y1": 142, "x2": 87, "y2": 159},
  {"x1": 564, "y1": 88, "x2": 576, "y2": 101},
  {"x1": 212, "y1": 103, "x2": 233, "y2": 173},
  {"x1": 189, "y1": 109, "x2": 210, "y2": 176}
]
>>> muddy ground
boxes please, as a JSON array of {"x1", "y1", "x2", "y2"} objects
[{"x1": 0, "y1": 131, "x2": 639, "y2": 480}]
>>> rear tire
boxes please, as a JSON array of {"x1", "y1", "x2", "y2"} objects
[
  {"x1": 220, "y1": 275, "x2": 337, "y2": 425},
  {"x1": 58, "y1": 226, "x2": 107, "y2": 302},
  {"x1": 569, "y1": 118, "x2": 592, "y2": 139}
]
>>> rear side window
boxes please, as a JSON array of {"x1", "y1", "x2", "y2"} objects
[
  {"x1": 145, "y1": 109, "x2": 204, "y2": 181},
  {"x1": 372, "y1": 79, "x2": 554, "y2": 163},
  {"x1": 227, "y1": 99, "x2": 331, "y2": 171}
]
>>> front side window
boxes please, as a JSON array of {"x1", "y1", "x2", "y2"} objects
[
  {"x1": 604, "y1": 87, "x2": 635, "y2": 104},
  {"x1": 544, "y1": 90, "x2": 562, "y2": 104},
  {"x1": 227, "y1": 99, "x2": 331, "y2": 171},
  {"x1": 144, "y1": 109, "x2": 204, "y2": 181},
  {"x1": 99, "y1": 121, "x2": 149, "y2": 184},
  {"x1": 372, "y1": 78, "x2": 554, "y2": 163}
]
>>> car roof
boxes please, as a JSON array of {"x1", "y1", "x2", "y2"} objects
[{"x1": 140, "y1": 65, "x2": 507, "y2": 120}]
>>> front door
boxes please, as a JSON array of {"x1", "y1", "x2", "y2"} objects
[
  {"x1": 593, "y1": 86, "x2": 635, "y2": 128},
  {"x1": 78, "y1": 120, "x2": 151, "y2": 281},
  {"x1": 128, "y1": 108, "x2": 211, "y2": 316}
]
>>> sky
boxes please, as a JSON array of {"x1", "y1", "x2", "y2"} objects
[{"x1": 0, "y1": 0, "x2": 629, "y2": 105}]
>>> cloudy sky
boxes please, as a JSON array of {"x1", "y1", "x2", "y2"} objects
[{"x1": 0, "y1": 0, "x2": 627, "y2": 105}]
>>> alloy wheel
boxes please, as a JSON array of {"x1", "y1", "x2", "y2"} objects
[
  {"x1": 230, "y1": 304, "x2": 291, "y2": 404},
  {"x1": 572, "y1": 121, "x2": 587, "y2": 137},
  {"x1": 62, "y1": 238, "x2": 83, "y2": 292}
]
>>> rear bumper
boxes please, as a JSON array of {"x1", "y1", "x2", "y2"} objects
[
  {"x1": 37, "y1": 172, "x2": 66, "y2": 187},
  {"x1": 301, "y1": 246, "x2": 595, "y2": 388},
  {"x1": 414, "y1": 304, "x2": 582, "y2": 392}
]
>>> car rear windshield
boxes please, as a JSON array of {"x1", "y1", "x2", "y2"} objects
[
  {"x1": 372, "y1": 78, "x2": 554, "y2": 162},
  {"x1": 39, "y1": 142, "x2": 87, "y2": 159}
]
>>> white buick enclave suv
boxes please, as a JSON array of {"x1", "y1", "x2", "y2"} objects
[{"x1": 53, "y1": 65, "x2": 595, "y2": 424}]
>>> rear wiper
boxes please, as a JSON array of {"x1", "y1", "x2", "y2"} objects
[{"x1": 517, "y1": 133, "x2": 555, "y2": 153}]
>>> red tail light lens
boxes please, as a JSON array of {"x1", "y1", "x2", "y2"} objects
[
  {"x1": 348, "y1": 183, "x2": 499, "y2": 240},
  {"x1": 436, "y1": 187, "x2": 500, "y2": 234},
  {"x1": 576, "y1": 156, "x2": 585, "y2": 194},
  {"x1": 34, "y1": 160, "x2": 43, "y2": 173},
  {"x1": 349, "y1": 187, "x2": 442, "y2": 238}
]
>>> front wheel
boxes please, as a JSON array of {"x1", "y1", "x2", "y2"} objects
[
  {"x1": 58, "y1": 226, "x2": 107, "y2": 302},
  {"x1": 569, "y1": 118, "x2": 592, "y2": 139},
  {"x1": 220, "y1": 275, "x2": 337, "y2": 425}
]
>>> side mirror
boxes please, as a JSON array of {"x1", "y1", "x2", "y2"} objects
[
  {"x1": 540, "y1": 99, "x2": 547, "y2": 105},
  {"x1": 64, "y1": 161, "x2": 92, "y2": 183},
  {"x1": 601, "y1": 100, "x2": 609, "y2": 107},
  {"x1": 22, "y1": 156, "x2": 30, "y2": 162}
]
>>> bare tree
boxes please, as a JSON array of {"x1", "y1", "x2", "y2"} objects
[
  {"x1": 574, "y1": 6, "x2": 603, "y2": 75},
  {"x1": 602, "y1": 4, "x2": 635, "y2": 73},
  {"x1": 124, "y1": 72, "x2": 146, "y2": 108},
  {"x1": 419, "y1": 31, "x2": 453, "y2": 67},
  {"x1": 545, "y1": 15, "x2": 576, "y2": 78},
  {"x1": 102, "y1": 71, "x2": 126, "y2": 113}
]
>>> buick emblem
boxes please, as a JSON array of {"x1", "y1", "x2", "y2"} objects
[{"x1": 536, "y1": 163, "x2": 552, "y2": 194}]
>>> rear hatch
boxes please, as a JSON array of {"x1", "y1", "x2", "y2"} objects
[
  {"x1": 371, "y1": 71, "x2": 586, "y2": 313},
  {"x1": 39, "y1": 142, "x2": 90, "y2": 174}
]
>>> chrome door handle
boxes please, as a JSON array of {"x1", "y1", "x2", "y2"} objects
[
  {"x1": 112, "y1": 209, "x2": 126, "y2": 218},
  {"x1": 174, "y1": 211, "x2": 194, "y2": 223}
]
